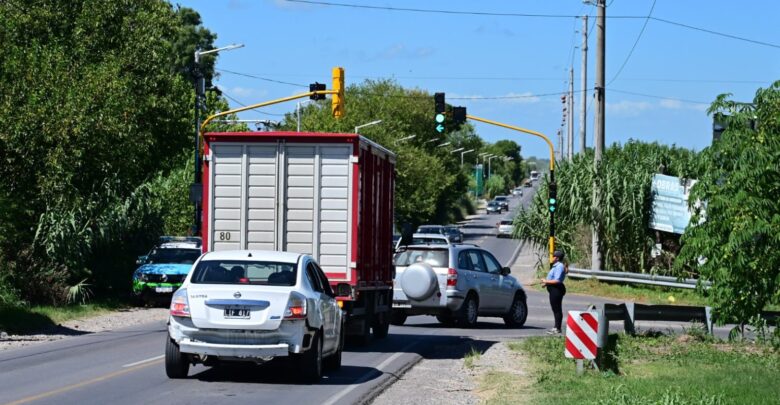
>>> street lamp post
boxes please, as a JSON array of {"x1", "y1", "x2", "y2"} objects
[
  {"x1": 461, "y1": 149, "x2": 475, "y2": 166},
  {"x1": 192, "y1": 43, "x2": 244, "y2": 235},
  {"x1": 437, "y1": 141, "x2": 451, "y2": 148},
  {"x1": 296, "y1": 99, "x2": 315, "y2": 132},
  {"x1": 487, "y1": 155, "x2": 499, "y2": 178},
  {"x1": 355, "y1": 119, "x2": 383, "y2": 134},
  {"x1": 450, "y1": 147, "x2": 465, "y2": 154}
]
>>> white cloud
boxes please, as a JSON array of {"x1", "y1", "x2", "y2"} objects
[
  {"x1": 606, "y1": 100, "x2": 654, "y2": 116},
  {"x1": 659, "y1": 98, "x2": 683, "y2": 109},
  {"x1": 229, "y1": 86, "x2": 257, "y2": 98}
]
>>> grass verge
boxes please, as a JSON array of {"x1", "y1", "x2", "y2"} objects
[
  {"x1": 511, "y1": 333, "x2": 780, "y2": 404},
  {"x1": 0, "y1": 299, "x2": 128, "y2": 335}
]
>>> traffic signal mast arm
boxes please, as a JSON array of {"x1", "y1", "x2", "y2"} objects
[
  {"x1": 465, "y1": 114, "x2": 558, "y2": 263},
  {"x1": 200, "y1": 89, "x2": 338, "y2": 132}
]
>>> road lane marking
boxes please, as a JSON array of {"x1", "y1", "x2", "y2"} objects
[
  {"x1": 6, "y1": 358, "x2": 163, "y2": 405},
  {"x1": 321, "y1": 341, "x2": 418, "y2": 405},
  {"x1": 122, "y1": 354, "x2": 164, "y2": 368}
]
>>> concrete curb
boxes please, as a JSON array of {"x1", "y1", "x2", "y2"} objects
[{"x1": 356, "y1": 352, "x2": 425, "y2": 405}]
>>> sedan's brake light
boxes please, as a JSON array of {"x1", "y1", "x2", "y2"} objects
[
  {"x1": 284, "y1": 292, "x2": 308, "y2": 319},
  {"x1": 446, "y1": 268, "x2": 458, "y2": 287},
  {"x1": 170, "y1": 288, "x2": 190, "y2": 317}
]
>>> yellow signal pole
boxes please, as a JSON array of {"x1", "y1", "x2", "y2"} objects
[{"x1": 466, "y1": 114, "x2": 557, "y2": 263}]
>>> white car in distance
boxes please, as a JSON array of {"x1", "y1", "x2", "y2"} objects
[{"x1": 165, "y1": 250, "x2": 344, "y2": 383}]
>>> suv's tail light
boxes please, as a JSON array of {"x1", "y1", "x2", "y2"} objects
[
  {"x1": 284, "y1": 292, "x2": 308, "y2": 319},
  {"x1": 446, "y1": 268, "x2": 458, "y2": 287},
  {"x1": 170, "y1": 288, "x2": 190, "y2": 317}
]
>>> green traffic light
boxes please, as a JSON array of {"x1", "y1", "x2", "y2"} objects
[
  {"x1": 549, "y1": 206, "x2": 556, "y2": 212},
  {"x1": 549, "y1": 198, "x2": 556, "y2": 204},
  {"x1": 435, "y1": 113, "x2": 445, "y2": 123}
]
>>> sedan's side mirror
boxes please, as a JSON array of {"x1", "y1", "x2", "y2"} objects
[
  {"x1": 501, "y1": 267, "x2": 511, "y2": 276},
  {"x1": 136, "y1": 255, "x2": 148, "y2": 265}
]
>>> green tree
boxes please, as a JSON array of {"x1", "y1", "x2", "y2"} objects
[{"x1": 676, "y1": 83, "x2": 780, "y2": 325}]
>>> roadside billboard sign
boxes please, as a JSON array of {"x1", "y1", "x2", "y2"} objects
[{"x1": 649, "y1": 174, "x2": 698, "y2": 234}]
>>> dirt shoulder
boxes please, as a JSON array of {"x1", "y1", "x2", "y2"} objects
[{"x1": 0, "y1": 307, "x2": 168, "y2": 351}]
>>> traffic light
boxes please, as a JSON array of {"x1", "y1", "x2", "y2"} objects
[
  {"x1": 548, "y1": 183, "x2": 558, "y2": 213},
  {"x1": 332, "y1": 67, "x2": 345, "y2": 119},
  {"x1": 309, "y1": 82, "x2": 326, "y2": 100},
  {"x1": 452, "y1": 106, "x2": 466, "y2": 125},
  {"x1": 434, "y1": 92, "x2": 445, "y2": 133}
]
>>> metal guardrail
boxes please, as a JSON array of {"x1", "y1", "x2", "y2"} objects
[
  {"x1": 568, "y1": 267, "x2": 710, "y2": 290},
  {"x1": 592, "y1": 302, "x2": 780, "y2": 345}
]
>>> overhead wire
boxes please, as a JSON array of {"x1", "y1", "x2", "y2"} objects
[
  {"x1": 219, "y1": 89, "x2": 288, "y2": 116},
  {"x1": 285, "y1": 0, "x2": 780, "y2": 49},
  {"x1": 607, "y1": 0, "x2": 657, "y2": 85}
]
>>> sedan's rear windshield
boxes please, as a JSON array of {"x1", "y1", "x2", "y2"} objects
[
  {"x1": 190, "y1": 260, "x2": 297, "y2": 286},
  {"x1": 495, "y1": 196, "x2": 507, "y2": 201},
  {"x1": 393, "y1": 249, "x2": 449, "y2": 267},
  {"x1": 500, "y1": 220, "x2": 513, "y2": 225}
]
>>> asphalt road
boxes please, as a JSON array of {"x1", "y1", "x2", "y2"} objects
[{"x1": 0, "y1": 184, "x2": 726, "y2": 405}]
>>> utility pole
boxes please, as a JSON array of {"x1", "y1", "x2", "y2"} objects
[
  {"x1": 557, "y1": 128, "x2": 563, "y2": 160},
  {"x1": 580, "y1": 15, "x2": 588, "y2": 154},
  {"x1": 592, "y1": 0, "x2": 606, "y2": 271},
  {"x1": 568, "y1": 67, "x2": 574, "y2": 160}
]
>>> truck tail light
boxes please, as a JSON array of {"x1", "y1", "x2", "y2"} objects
[
  {"x1": 446, "y1": 268, "x2": 458, "y2": 287},
  {"x1": 170, "y1": 288, "x2": 190, "y2": 318},
  {"x1": 284, "y1": 292, "x2": 308, "y2": 320}
]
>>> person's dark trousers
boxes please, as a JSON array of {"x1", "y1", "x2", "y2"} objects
[{"x1": 547, "y1": 283, "x2": 566, "y2": 330}]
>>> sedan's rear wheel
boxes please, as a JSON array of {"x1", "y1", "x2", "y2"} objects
[
  {"x1": 165, "y1": 338, "x2": 189, "y2": 379},
  {"x1": 296, "y1": 331, "x2": 323, "y2": 383}
]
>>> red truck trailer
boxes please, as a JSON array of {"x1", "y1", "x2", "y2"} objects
[{"x1": 200, "y1": 131, "x2": 395, "y2": 342}]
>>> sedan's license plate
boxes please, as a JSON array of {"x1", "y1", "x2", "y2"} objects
[
  {"x1": 155, "y1": 286, "x2": 173, "y2": 293},
  {"x1": 224, "y1": 307, "x2": 250, "y2": 319}
]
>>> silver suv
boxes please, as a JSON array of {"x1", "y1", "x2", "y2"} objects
[{"x1": 390, "y1": 244, "x2": 528, "y2": 328}]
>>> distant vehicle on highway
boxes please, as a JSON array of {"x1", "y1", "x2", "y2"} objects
[
  {"x1": 443, "y1": 225, "x2": 464, "y2": 243},
  {"x1": 530, "y1": 170, "x2": 540, "y2": 182},
  {"x1": 415, "y1": 224, "x2": 463, "y2": 243},
  {"x1": 165, "y1": 250, "x2": 344, "y2": 382},
  {"x1": 512, "y1": 187, "x2": 524, "y2": 197},
  {"x1": 390, "y1": 244, "x2": 528, "y2": 328},
  {"x1": 493, "y1": 195, "x2": 509, "y2": 211},
  {"x1": 485, "y1": 201, "x2": 502, "y2": 214},
  {"x1": 524, "y1": 181, "x2": 533, "y2": 188},
  {"x1": 497, "y1": 220, "x2": 514, "y2": 238},
  {"x1": 133, "y1": 237, "x2": 202, "y2": 306},
  {"x1": 410, "y1": 233, "x2": 451, "y2": 246}
]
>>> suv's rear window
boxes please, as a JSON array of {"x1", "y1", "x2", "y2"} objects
[
  {"x1": 495, "y1": 196, "x2": 507, "y2": 201},
  {"x1": 190, "y1": 260, "x2": 297, "y2": 286},
  {"x1": 500, "y1": 220, "x2": 513, "y2": 225},
  {"x1": 393, "y1": 249, "x2": 449, "y2": 267}
]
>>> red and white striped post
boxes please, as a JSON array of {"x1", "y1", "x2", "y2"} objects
[{"x1": 564, "y1": 310, "x2": 599, "y2": 374}]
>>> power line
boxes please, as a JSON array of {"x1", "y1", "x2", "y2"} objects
[
  {"x1": 286, "y1": 0, "x2": 780, "y2": 49},
  {"x1": 219, "y1": 89, "x2": 288, "y2": 116},
  {"x1": 217, "y1": 68, "x2": 308, "y2": 87},
  {"x1": 608, "y1": 0, "x2": 656, "y2": 85},
  {"x1": 609, "y1": 88, "x2": 710, "y2": 105},
  {"x1": 285, "y1": 0, "x2": 645, "y2": 19},
  {"x1": 650, "y1": 17, "x2": 780, "y2": 49}
]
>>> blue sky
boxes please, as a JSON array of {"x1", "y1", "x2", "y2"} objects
[{"x1": 177, "y1": 0, "x2": 780, "y2": 159}]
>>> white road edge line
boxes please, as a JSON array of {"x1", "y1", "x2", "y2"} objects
[
  {"x1": 122, "y1": 355, "x2": 164, "y2": 368},
  {"x1": 322, "y1": 340, "x2": 421, "y2": 405}
]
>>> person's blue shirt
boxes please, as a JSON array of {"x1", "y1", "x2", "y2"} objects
[{"x1": 546, "y1": 262, "x2": 566, "y2": 283}]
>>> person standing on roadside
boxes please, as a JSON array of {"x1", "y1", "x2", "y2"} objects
[{"x1": 541, "y1": 250, "x2": 567, "y2": 334}]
